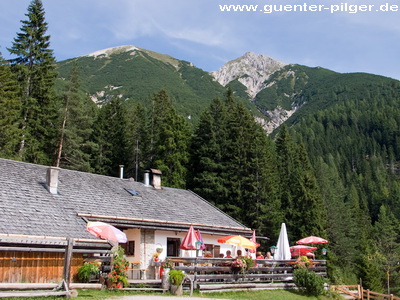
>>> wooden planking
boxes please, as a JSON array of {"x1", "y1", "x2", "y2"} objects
[
  {"x1": 0, "y1": 251, "x2": 83, "y2": 283},
  {"x1": 0, "y1": 283, "x2": 58, "y2": 290}
]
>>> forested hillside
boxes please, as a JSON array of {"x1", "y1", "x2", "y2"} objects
[
  {"x1": 56, "y1": 47, "x2": 259, "y2": 123},
  {"x1": 1, "y1": 0, "x2": 400, "y2": 295}
]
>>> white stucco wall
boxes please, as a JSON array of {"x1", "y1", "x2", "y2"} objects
[
  {"x1": 124, "y1": 228, "x2": 141, "y2": 264},
  {"x1": 122, "y1": 228, "x2": 254, "y2": 279},
  {"x1": 153, "y1": 230, "x2": 248, "y2": 259}
]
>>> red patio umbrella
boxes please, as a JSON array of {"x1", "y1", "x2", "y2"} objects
[
  {"x1": 296, "y1": 236, "x2": 328, "y2": 245},
  {"x1": 86, "y1": 221, "x2": 127, "y2": 243},
  {"x1": 180, "y1": 225, "x2": 199, "y2": 250},
  {"x1": 290, "y1": 245, "x2": 317, "y2": 257}
]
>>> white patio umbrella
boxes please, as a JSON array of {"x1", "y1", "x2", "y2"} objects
[{"x1": 274, "y1": 223, "x2": 292, "y2": 260}]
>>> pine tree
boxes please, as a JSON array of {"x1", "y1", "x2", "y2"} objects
[
  {"x1": 373, "y1": 205, "x2": 400, "y2": 294},
  {"x1": 275, "y1": 125, "x2": 296, "y2": 234},
  {"x1": 190, "y1": 97, "x2": 230, "y2": 205},
  {"x1": 126, "y1": 103, "x2": 148, "y2": 181},
  {"x1": 56, "y1": 61, "x2": 95, "y2": 171},
  {"x1": 315, "y1": 156, "x2": 359, "y2": 282},
  {"x1": 0, "y1": 53, "x2": 21, "y2": 158},
  {"x1": 91, "y1": 97, "x2": 129, "y2": 177},
  {"x1": 148, "y1": 90, "x2": 191, "y2": 188},
  {"x1": 8, "y1": 0, "x2": 58, "y2": 164},
  {"x1": 291, "y1": 143, "x2": 326, "y2": 238},
  {"x1": 190, "y1": 90, "x2": 282, "y2": 241},
  {"x1": 275, "y1": 125, "x2": 326, "y2": 241}
]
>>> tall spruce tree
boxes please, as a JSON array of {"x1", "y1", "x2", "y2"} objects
[
  {"x1": 56, "y1": 62, "x2": 95, "y2": 171},
  {"x1": 374, "y1": 205, "x2": 400, "y2": 294},
  {"x1": 190, "y1": 97, "x2": 230, "y2": 205},
  {"x1": 126, "y1": 103, "x2": 148, "y2": 181},
  {"x1": 0, "y1": 53, "x2": 21, "y2": 159},
  {"x1": 90, "y1": 97, "x2": 129, "y2": 177},
  {"x1": 275, "y1": 125, "x2": 326, "y2": 241},
  {"x1": 275, "y1": 125, "x2": 296, "y2": 232},
  {"x1": 8, "y1": 0, "x2": 58, "y2": 164},
  {"x1": 190, "y1": 90, "x2": 281, "y2": 241},
  {"x1": 315, "y1": 155, "x2": 358, "y2": 282},
  {"x1": 147, "y1": 90, "x2": 191, "y2": 188}
]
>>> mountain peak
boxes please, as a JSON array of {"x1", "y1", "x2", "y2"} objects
[
  {"x1": 211, "y1": 52, "x2": 287, "y2": 98},
  {"x1": 85, "y1": 45, "x2": 140, "y2": 58}
]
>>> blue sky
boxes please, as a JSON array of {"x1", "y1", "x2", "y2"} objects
[{"x1": 1, "y1": 0, "x2": 399, "y2": 79}]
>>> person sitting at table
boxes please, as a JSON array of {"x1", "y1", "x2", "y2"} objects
[
  {"x1": 265, "y1": 251, "x2": 273, "y2": 259},
  {"x1": 256, "y1": 251, "x2": 264, "y2": 259},
  {"x1": 236, "y1": 250, "x2": 243, "y2": 257},
  {"x1": 225, "y1": 250, "x2": 233, "y2": 258}
]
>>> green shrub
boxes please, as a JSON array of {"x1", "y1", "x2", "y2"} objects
[
  {"x1": 293, "y1": 267, "x2": 325, "y2": 296},
  {"x1": 77, "y1": 262, "x2": 100, "y2": 282},
  {"x1": 168, "y1": 269, "x2": 185, "y2": 286},
  {"x1": 108, "y1": 246, "x2": 130, "y2": 288}
]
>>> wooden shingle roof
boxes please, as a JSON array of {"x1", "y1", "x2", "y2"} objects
[{"x1": 0, "y1": 158, "x2": 251, "y2": 241}]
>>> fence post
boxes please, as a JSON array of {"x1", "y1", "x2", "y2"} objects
[{"x1": 62, "y1": 238, "x2": 74, "y2": 289}]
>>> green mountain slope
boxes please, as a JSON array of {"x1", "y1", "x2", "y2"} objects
[
  {"x1": 56, "y1": 46, "x2": 256, "y2": 123},
  {"x1": 252, "y1": 64, "x2": 400, "y2": 132}
]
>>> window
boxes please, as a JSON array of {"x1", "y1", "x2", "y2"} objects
[
  {"x1": 167, "y1": 238, "x2": 181, "y2": 257},
  {"x1": 121, "y1": 241, "x2": 135, "y2": 256},
  {"x1": 205, "y1": 244, "x2": 220, "y2": 257},
  {"x1": 213, "y1": 245, "x2": 221, "y2": 258}
]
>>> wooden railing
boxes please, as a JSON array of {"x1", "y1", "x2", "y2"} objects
[
  {"x1": 331, "y1": 285, "x2": 400, "y2": 300},
  {"x1": 361, "y1": 289, "x2": 400, "y2": 300},
  {"x1": 166, "y1": 257, "x2": 327, "y2": 292}
]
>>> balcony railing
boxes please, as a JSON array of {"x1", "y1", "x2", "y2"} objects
[{"x1": 166, "y1": 257, "x2": 327, "y2": 286}]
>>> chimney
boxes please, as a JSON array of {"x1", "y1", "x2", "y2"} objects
[
  {"x1": 150, "y1": 169, "x2": 162, "y2": 190},
  {"x1": 119, "y1": 165, "x2": 124, "y2": 179},
  {"x1": 144, "y1": 170, "x2": 150, "y2": 186},
  {"x1": 46, "y1": 167, "x2": 60, "y2": 195}
]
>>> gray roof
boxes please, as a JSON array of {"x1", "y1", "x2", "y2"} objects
[{"x1": 0, "y1": 158, "x2": 251, "y2": 242}]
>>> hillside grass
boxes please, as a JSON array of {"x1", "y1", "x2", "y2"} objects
[{"x1": 11, "y1": 288, "x2": 342, "y2": 299}]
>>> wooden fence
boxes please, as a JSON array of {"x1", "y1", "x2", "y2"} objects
[
  {"x1": 0, "y1": 251, "x2": 84, "y2": 283},
  {"x1": 331, "y1": 285, "x2": 400, "y2": 300},
  {"x1": 167, "y1": 257, "x2": 327, "y2": 293}
]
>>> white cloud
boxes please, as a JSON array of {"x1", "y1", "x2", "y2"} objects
[
  {"x1": 90, "y1": 0, "x2": 242, "y2": 48},
  {"x1": 1, "y1": 0, "x2": 398, "y2": 78}
]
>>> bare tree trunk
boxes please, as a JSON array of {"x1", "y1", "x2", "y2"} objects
[{"x1": 56, "y1": 95, "x2": 69, "y2": 168}]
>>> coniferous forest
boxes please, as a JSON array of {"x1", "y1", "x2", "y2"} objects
[{"x1": 1, "y1": 0, "x2": 400, "y2": 294}]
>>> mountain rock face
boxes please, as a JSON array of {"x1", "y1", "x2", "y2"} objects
[{"x1": 211, "y1": 52, "x2": 287, "y2": 98}]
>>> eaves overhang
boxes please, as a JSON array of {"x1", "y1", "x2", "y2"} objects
[{"x1": 78, "y1": 213, "x2": 253, "y2": 236}]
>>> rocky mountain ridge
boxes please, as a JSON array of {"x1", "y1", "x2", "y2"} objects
[{"x1": 211, "y1": 51, "x2": 287, "y2": 98}]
